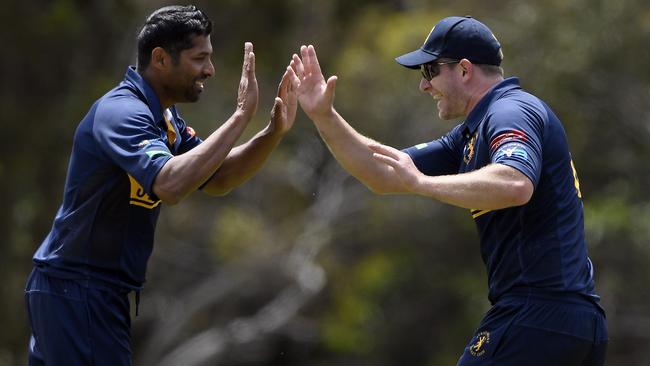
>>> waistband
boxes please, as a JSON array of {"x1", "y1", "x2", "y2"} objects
[
  {"x1": 498, "y1": 287, "x2": 603, "y2": 311},
  {"x1": 31, "y1": 265, "x2": 143, "y2": 316}
]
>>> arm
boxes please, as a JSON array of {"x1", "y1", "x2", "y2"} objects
[
  {"x1": 369, "y1": 143, "x2": 533, "y2": 210},
  {"x1": 153, "y1": 42, "x2": 258, "y2": 205},
  {"x1": 201, "y1": 66, "x2": 300, "y2": 195},
  {"x1": 291, "y1": 45, "x2": 404, "y2": 194}
]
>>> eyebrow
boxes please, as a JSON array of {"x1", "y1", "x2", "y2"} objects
[{"x1": 193, "y1": 50, "x2": 212, "y2": 57}]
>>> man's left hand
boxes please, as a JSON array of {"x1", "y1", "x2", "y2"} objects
[{"x1": 270, "y1": 65, "x2": 300, "y2": 134}]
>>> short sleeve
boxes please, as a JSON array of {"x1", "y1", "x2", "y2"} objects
[
  {"x1": 93, "y1": 99, "x2": 172, "y2": 196},
  {"x1": 402, "y1": 126, "x2": 463, "y2": 176},
  {"x1": 170, "y1": 107, "x2": 203, "y2": 154},
  {"x1": 486, "y1": 100, "x2": 545, "y2": 187}
]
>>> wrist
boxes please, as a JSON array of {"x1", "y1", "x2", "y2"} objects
[
  {"x1": 265, "y1": 120, "x2": 288, "y2": 137},
  {"x1": 232, "y1": 109, "x2": 253, "y2": 124},
  {"x1": 310, "y1": 107, "x2": 338, "y2": 125},
  {"x1": 410, "y1": 174, "x2": 430, "y2": 196}
]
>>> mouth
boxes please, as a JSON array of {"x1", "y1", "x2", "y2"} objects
[
  {"x1": 433, "y1": 94, "x2": 443, "y2": 100},
  {"x1": 195, "y1": 80, "x2": 205, "y2": 91}
]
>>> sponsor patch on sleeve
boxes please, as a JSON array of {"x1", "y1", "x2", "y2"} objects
[
  {"x1": 494, "y1": 142, "x2": 529, "y2": 162},
  {"x1": 145, "y1": 150, "x2": 173, "y2": 158},
  {"x1": 136, "y1": 138, "x2": 167, "y2": 150},
  {"x1": 136, "y1": 138, "x2": 172, "y2": 159}
]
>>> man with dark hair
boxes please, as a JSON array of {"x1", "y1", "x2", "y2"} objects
[
  {"x1": 24, "y1": 5, "x2": 300, "y2": 365},
  {"x1": 292, "y1": 16, "x2": 607, "y2": 366},
  {"x1": 136, "y1": 5, "x2": 212, "y2": 73}
]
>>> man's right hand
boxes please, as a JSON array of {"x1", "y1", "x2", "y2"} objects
[
  {"x1": 236, "y1": 42, "x2": 259, "y2": 121},
  {"x1": 291, "y1": 45, "x2": 338, "y2": 121}
]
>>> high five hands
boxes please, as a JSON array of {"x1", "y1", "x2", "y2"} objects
[
  {"x1": 236, "y1": 42, "x2": 301, "y2": 135},
  {"x1": 290, "y1": 44, "x2": 424, "y2": 194}
]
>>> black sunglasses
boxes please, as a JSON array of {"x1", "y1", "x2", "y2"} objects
[{"x1": 420, "y1": 60, "x2": 460, "y2": 81}]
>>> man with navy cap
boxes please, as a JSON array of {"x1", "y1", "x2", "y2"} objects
[{"x1": 291, "y1": 16, "x2": 607, "y2": 366}]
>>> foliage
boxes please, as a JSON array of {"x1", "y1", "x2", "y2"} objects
[{"x1": 2, "y1": 0, "x2": 650, "y2": 365}]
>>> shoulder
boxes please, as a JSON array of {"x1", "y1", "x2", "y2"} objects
[
  {"x1": 487, "y1": 92, "x2": 548, "y2": 127},
  {"x1": 95, "y1": 87, "x2": 155, "y2": 130}
]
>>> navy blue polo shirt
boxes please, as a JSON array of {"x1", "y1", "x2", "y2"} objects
[
  {"x1": 404, "y1": 77, "x2": 598, "y2": 304},
  {"x1": 33, "y1": 66, "x2": 202, "y2": 290}
]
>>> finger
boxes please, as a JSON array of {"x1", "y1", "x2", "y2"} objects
[
  {"x1": 300, "y1": 45, "x2": 308, "y2": 64},
  {"x1": 325, "y1": 75, "x2": 338, "y2": 102},
  {"x1": 307, "y1": 45, "x2": 323, "y2": 76},
  {"x1": 291, "y1": 54, "x2": 304, "y2": 77},
  {"x1": 242, "y1": 42, "x2": 255, "y2": 76},
  {"x1": 248, "y1": 51, "x2": 256, "y2": 77},
  {"x1": 286, "y1": 66, "x2": 300, "y2": 94},
  {"x1": 300, "y1": 45, "x2": 313, "y2": 76},
  {"x1": 285, "y1": 67, "x2": 299, "y2": 107},
  {"x1": 368, "y1": 143, "x2": 401, "y2": 160},
  {"x1": 242, "y1": 42, "x2": 252, "y2": 73},
  {"x1": 277, "y1": 69, "x2": 289, "y2": 98},
  {"x1": 271, "y1": 96, "x2": 283, "y2": 117},
  {"x1": 372, "y1": 152, "x2": 399, "y2": 168}
]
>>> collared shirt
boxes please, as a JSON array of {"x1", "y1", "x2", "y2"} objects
[
  {"x1": 33, "y1": 67, "x2": 202, "y2": 290},
  {"x1": 404, "y1": 77, "x2": 598, "y2": 304}
]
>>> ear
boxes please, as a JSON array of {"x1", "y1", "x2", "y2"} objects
[
  {"x1": 150, "y1": 47, "x2": 170, "y2": 71},
  {"x1": 459, "y1": 59, "x2": 472, "y2": 79}
]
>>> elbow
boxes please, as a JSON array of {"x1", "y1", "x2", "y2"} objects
[
  {"x1": 368, "y1": 184, "x2": 392, "y2": 195},
  {"x1": 156, "y1": 190, "x2": 184, "y2": 206},
  {"x1": 201, "y1": 176, "x2": 236, "y2": 197},
  {"x1": 153, "y1": 181, "x2": 187, "y2": 206},
  {"x1": 509, "y1": 178, "x2": 534, "y2": 206},
  {"x1": 204, "y1": 185, "x2": 232, "y2": 197},
  {"x1": 365, "y1": 180, "x2": 397, "y2": 195}
]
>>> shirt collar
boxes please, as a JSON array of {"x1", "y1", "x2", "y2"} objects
[
  {"x1": 461, "y1": 77, "x2": 522, "y2": 136},
  {"x1": 123, "y1": 66, "x2": 165, "y2": 123}
]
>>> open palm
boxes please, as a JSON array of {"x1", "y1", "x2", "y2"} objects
[
  {"x1": 291, "y1": 45, "x2": 337, "y2": 119},
  {"x1": 236, "y1": 42, "x2": 259, "y2": 120}
]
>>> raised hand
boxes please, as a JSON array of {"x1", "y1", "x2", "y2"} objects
[
  {"x1": 269, "y1": 65, "x2": 300, "y2": 134},
  {"x1": 291, "y1": 45, "x2": 338, "y2": 120},
  {"x1": 236, "y1": 42, "x2": 259, "y2": 121}
]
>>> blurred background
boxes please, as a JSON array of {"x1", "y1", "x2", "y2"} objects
[{"x1": 2, "y1": 0, "x2": 650, "y2": 365}]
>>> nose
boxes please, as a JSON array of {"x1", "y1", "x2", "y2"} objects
[
  {"x1": 204, "y1": 59, "x2": 215, "y2": 78},
  {"x1": 419, "y1": 78, "x2": 432, "y2": 93}
]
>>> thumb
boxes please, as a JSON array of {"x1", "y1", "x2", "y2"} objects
[
  {"x1": 271, "y1": 97, "x2": 284, "y2": 120},
  {"x1": 325, "y1": 76, "x2": 338, "y2": 101}
]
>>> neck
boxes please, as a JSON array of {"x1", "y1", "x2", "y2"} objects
[
  {"x1": 465, "y1": 75, "x2": 504, "y2": 116},
  {"x1": 139, "y1": 67, "x2": 173, "y2": 111}
]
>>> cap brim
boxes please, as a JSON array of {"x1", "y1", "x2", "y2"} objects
[{"x1": 395, "y1": 48, "x2": 439, "y2": 69}]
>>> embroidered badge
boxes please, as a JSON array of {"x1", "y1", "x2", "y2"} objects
[
  {"x1": 463, "y1": 133, "x2": 477, "y2": 164},
  {"x1": 469, "y1": 330, "x2": 490, "y2": 357},
  {"x1": 490, "y1": 130, "x2": 527, "y2": 152},
  {"x1": 495, "y1": 143, "x2": 528, "y2": 161}
]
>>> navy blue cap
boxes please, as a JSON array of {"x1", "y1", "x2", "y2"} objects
[{"x1": 395, "y1": 16, "x2": 502, "y2": 69}]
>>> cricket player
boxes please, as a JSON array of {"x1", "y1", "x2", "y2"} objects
[
  {"x1": 292, "y1": 16, "x2": 607, "y2": 366},
  {"x1": 25, "y1": 5, "x2": 299, "y2": 365}
]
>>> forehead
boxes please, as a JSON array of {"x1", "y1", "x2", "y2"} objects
[{"x1": 183, "y1": 34, "x2": 213, "y2": 55}]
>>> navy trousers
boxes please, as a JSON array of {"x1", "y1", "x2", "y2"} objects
[
  {"x1": 25, "y1": 269, "x2": 133, "y2": 366},
  {"x1": 457, "y1": 291, "x2": 608, "y2": 366}
]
